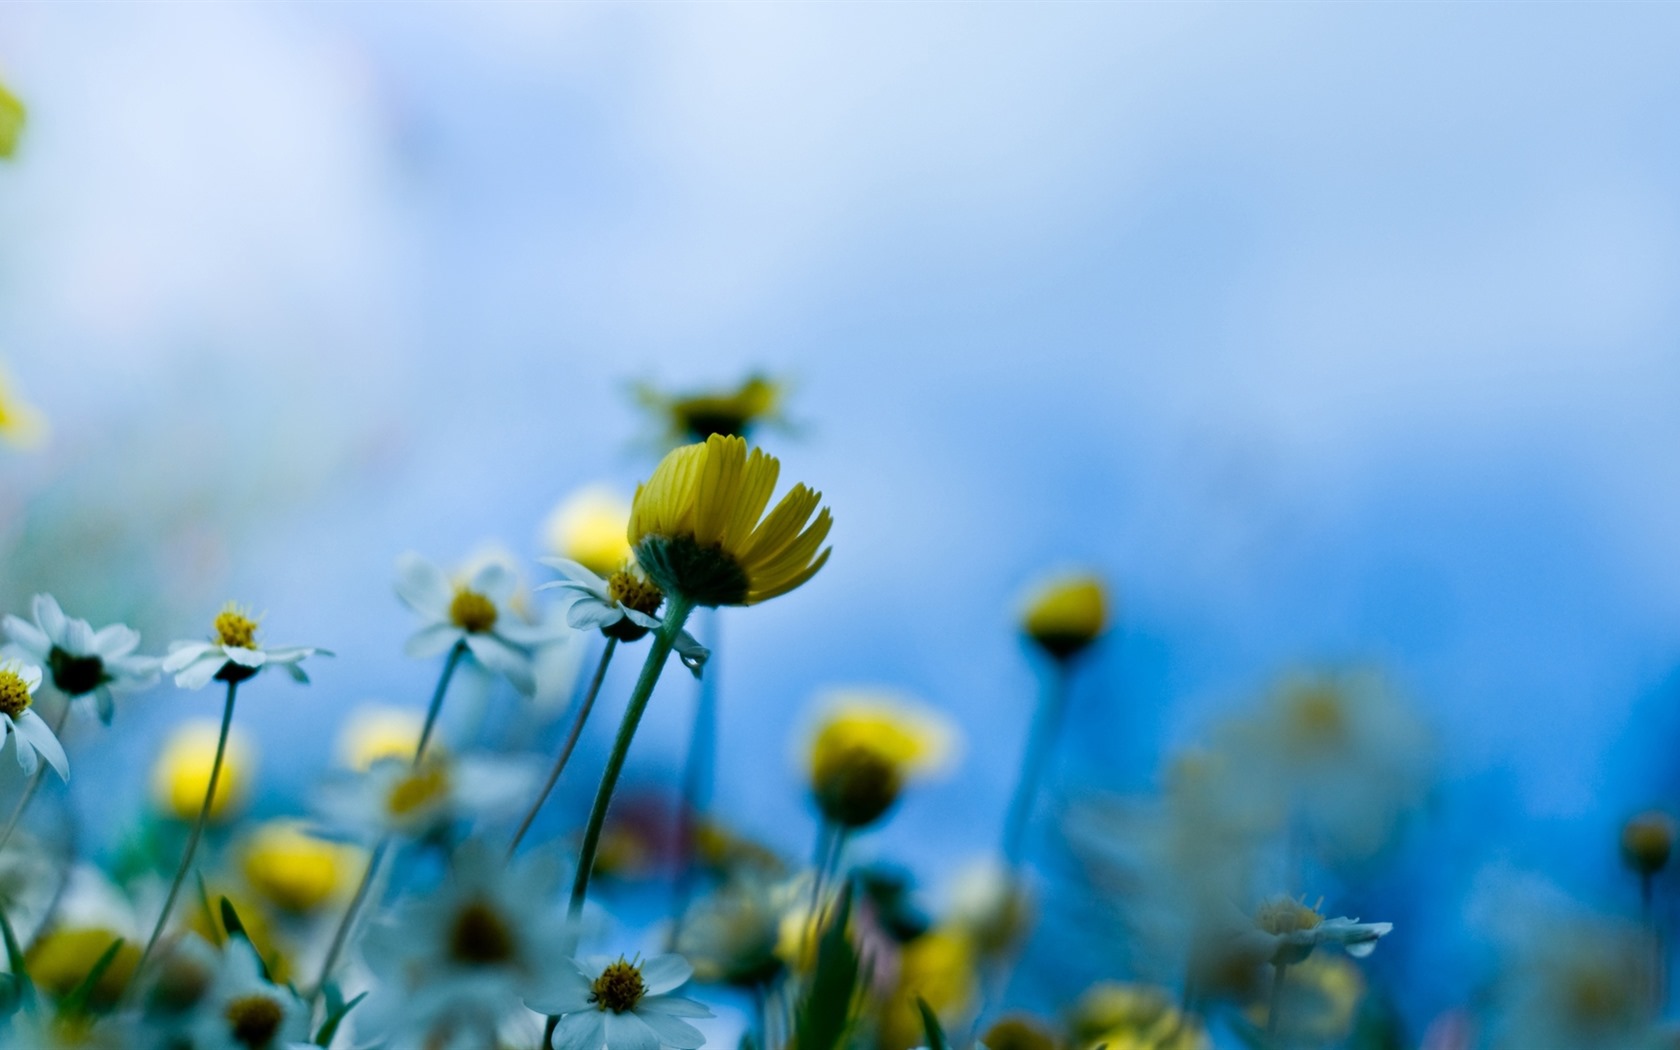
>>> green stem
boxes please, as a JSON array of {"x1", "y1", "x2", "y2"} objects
[
  {"x1": 1001, "y1": 658, "x2": 1070, "y2": 866},
  {"x1": 413, "y1": 640, "x2": 468, "y2": 763},
  {"x1": 0, "y1": 701, "x2": 70, "y2": 853},
  {"x1": 568, "y1": 595, "x2": 694, "y2": 918},
  {"x1": 508, "y1": 636, "x2": 619, "y2": 858},
  {"x1": 133, "y1": 678, "x2": 239, "y2": 982},
  {"x1": 308, "y1": 838, "x2": 389, "y2": 1002},
  {"x1": 667, "y1": 608, "x2": 719, "y2": 944},
  {"x1": 1266, "y1": 960, "x2": 1290, "y2": 1041}
]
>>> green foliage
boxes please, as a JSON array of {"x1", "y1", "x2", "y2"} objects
[
  {"x1": 917, "y1": 996, "x2": 953, "y2": 1050},
  {"x1": 794, "y1": 881, "x2": 861, "y2": 1050},
  {"x1": 56, "y1": 938, "x2": 125, "y2": 1019}
]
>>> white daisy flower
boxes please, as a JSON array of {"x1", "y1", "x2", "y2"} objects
[
  {"x1": 1246, "y1": 896, "x2": 1393, "y2": 965},
  {"x1": 187, "y1": 937, "x2": 312, "y2": 1050},
  {"x1": 160, "y1": 604, "x2": 323, "y2": 691},
  {"x1": 317, "y1": 752, "x2": 537, "y2": 842},
  {"x1": 358, "y1": 842, "x2": 577, "y2": 1045},
  {"x1": 0, "y1": 661, "x2": 68, "y2": 780},
  {"x1": 2, "y1": 594, "x2": 159, "y2": 724},
  {"x1": 538, "y1": 558, "x2": 709, "y2": 678},
  {"x1": 533, "y1": 953, "x2": 712, "y2": 1050},
  {"x1": 396, "y1": 552, "x2": 552, "y2": 695}
]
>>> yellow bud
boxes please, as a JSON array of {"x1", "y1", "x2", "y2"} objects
[
  {"x1": 543, "y1": 485, "x2": 633, "y2": 577},
  {"x1": 1622, "y1": 811, "x2": 1675, "y2": 876},
  {"x1": 336, "y1": 706, "x2": 423, "y2": 770},
  {"x1": 1020, "y1": 573, "x2": 1109, "y2": 660},
  {"x1": 0, "y1": 78, "x2": 22, "y2": 160},
  {"x1": 151, "y1": 722, "x2": 253, "y2": 824},
  {"x1": 804, "y1": 693, "x2": 956, "y2": 830},
  {"x1": 241, "y1": 821, "x2": 361, "y2": 914},
  {"x1": 27, "y1": 927, "x2": 139, "y2": 1009}
]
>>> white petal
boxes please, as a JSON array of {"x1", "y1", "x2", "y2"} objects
[
  {"x1": 32, "y1": 595, "x2": 66, "y2": 645},
  {"x1": 394, "y1": 553, "x2": 452, "y2": 616},
  {"x1": 405, "y1": 623, "x2": 463, "y2": 659},
  {"x1": 602, "y1": 1011, "x2": 660, "y2": 1050},
  {"x1": 469, "y1": 560, "x2": 518, "y2": 603},
  {"x1": 553, "y1": 1011, "x2": 605, "y2": 1050},
  {"x1": 465, "y1": 634, "x2": 535, "y2": 695},
  {"x1": 540, "y1": 558, "x2": 606, "y2": 587},
  {"x1": 91, "y1": 623, "x2": 141, "y2": 658},
  {"x1": 224, "y1": 647, "x2": 267, "y2": 668},
  {"x1": 637, "y1": 955, "x2": 693, "y2": 996},
  {"x1": 162, "y1": 643, "x2": 215, "y2": 673},
  {"x1": 95, "y1": 687, "x2": 114, "y2": 725},
  {"x1": 16, "y1": 712, "x2": 69, "y2": 781},
  {"x1": 636, "y1": 1007, "x2": 707, "y2": 1048},
  {"x1": 637, "y1": 995, "x2": 713, "y2": 1020},
  {"x1": 17, "y1": 665, "x2": 40, "y2": 692},
  {"x1": 566, "y1": 600, "x2": 621, "y2": 632},
  {"x1": 523, "y1": 967, "x2": 595, "y2": 1016},
  {"x1": 2, "y1": 616, "x2": 49, "y2": 659},
  {"x1": 174, "y1": 655, "x2": 226, "y2": 691},
  {"x1": 63, "y1": 619, "x2": 95, "y2": 655},
  {"x1": 621, "y1": 607, "x2": 661, "y2": 630}
]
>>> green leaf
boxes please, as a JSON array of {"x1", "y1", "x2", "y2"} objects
[
  {"x1": 56, "y1": 937, "x2": 125, "y2": 1018},
  {"x1": 0, "y1": 905, "x2": 36, "y2": 1013},
  {"x1": 314, "y1": 990, "x2": 367, "y2": 1047},
  {"x1": 217, "y1": 896, "x2": 277, "y2": 985},
  {"x1": 793, "y1": 881, "x2": 860, "y2": 1050},
  {"x1": 917, "y1": 997, "x2": 952, "y2": 1050}
]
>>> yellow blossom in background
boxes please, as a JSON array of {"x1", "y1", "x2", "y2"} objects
[
  {"x1": 635, "y1": 373, "x2": 785, "y2": 444},
  {"x1": 1020, "y1": 572, "x2": 1109, "y2": 660},
  {"x1": 630, "y1": 434, "x2": 832, "y2": 607},
  {"x1": 0, "y1": 77, "x2": 23, "y2": 159},
  {"x1": 184, "y1": 885, "x2": 290, "y2": 984},
  {"x1": 1242, "y1": 955, "x2": 1364, "y2": 1046},
  {"x1": 1621, "y1": 810, "x2": 1675, "y2": 877},
  {"x1": 1070, "y1": 982, "x2": 1209, "y2": 1050},
  {"x1": 543, "y1": 484, "x2": 633, "y2": 576},
  {"x1": 980, "y1": 1015, "x2": 1059, "y2": 1050},
  {"x1": 240, "y1": 820, "x2": 362, "y2": 914},
  {"x1": 337, "y1": 705, "x2": 424, "y2": 770},
  {"x1": 805, "y1": 692, "x2": 957, "y2": 830},
  {"x1": 0, "y1": 362, "x2": 46, "y2": 448},
  {"x1": 27, "y1": 927, "x2": 139, "y2": 1008},
  {"x1": 151, "y1": 721, "x2": 254, "y2": 824},
  {"x1": 878, "y1": 927, "x2": 979, "y2": 1050}
]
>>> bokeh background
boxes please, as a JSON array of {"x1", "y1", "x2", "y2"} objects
[{"x1": 3, "y1": 2, "x2": 1680, "y2": 1040}]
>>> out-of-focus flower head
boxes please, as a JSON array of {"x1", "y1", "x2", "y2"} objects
[
  {"x1": 532, "y1": 952, "x2": 713, "y2": 1049},
  {"x1": 3, "y1": 594, "x2": 158, "y2": 724},
  {"x1": 630, "y1": 434, "x2": 832, "y2": 607},
  {"x1": 0, "y1": 77, "x2": 22, "y2": 160},
  {"x1": 691, "y1": 818, "x2": 788, "y2": 881},
  {"x1": 185, "y1": 936, "x2": 310, "y2": 1050},
  {"x1": 1487, "y1": 910, "x2": 1660, "y2": 1049},
  {"x1": 635, "y1": 372, "x2": 787, "y2": 445},
  {"x1": 359, "y1": 843, "x2": 576, "y2": 1043},
  {"x1": 1621, "y1": 810, "x2": 1674, "y2": 878},
  {"x1": 1220, "y1": 668, "x2": 1434, "y2": 860},
  {"x1": 543, "y1": 485, "x2": 634, "y2": 578},
  {"x1": 0, "y1": 361, "x2": 45, "y2": 447},
  {"x1": 538, "y1": 558, "x2": 708, "y2": 675},
  {"x1": 1242, "y1": 955, "x2": 1366, "y2": 1047},
  {"x1": 318, "y1": 752, "x2": 535, "y2": 843},
  {"x1": 161, "y1": 603, "x2": 323, "y2": 690},
  {"x1": 238, "y1": 820, "x2": 363, "y2": 916},
  {"x1": 946, "y1": 857, "x2": 1036, "y2": 960},
  {"x1": 151, "y1": 720, "x2": 254, "y2": 824},
  {"x1": 803, "y1": 690, "x2": 958, "y2": 830},
  {"x1": 877, "y1": 926, "x2": 979, "y2": 1050},
  {"x1": 0, "y1": 660, "x2": 67, "y2": 779},
  {"x1": 1019, "y1": 571, "x2": 1110, "y2": 661},
  {"x1": 335, "y1": 704, "x2": 423, "y2": 770},
  {"x1": 676, "y1": 874, "x2": 795, "y2": 988},
  {"x1": 1069, "y1": 982, "x2": 1208, "y2": 1050},
  {"x1": 1245, "y1": 895, "x2": 1393, "y2": 966},
  {"x1": 980, "y1": 1014, "x2": 1060, "y2": 1050},
  {"x1": 182, "y1": 885, "x2": 292, "y2": 986},
  {"x1": 395, "y1": 552, "x2": 552, "y2": 696},
  {"x1": 27, "y1": 926, "x2": 140, "y2": 1011}
]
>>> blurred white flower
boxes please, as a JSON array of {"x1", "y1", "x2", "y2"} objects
[
  {"x1": 533, "y1": 953, "x2": 712, "y2": 1050},
  {"x1": 3, "y1": 594, "x2": 157, "y2": 724},
  {"x1": 539, "y1": 557, "x2": 709, "y2": 676},
  {"x1": 187, "y1": 937, "x2": 311, "y2": 1050},
  {"x1": 1244, "y1": 895, "x2": 1393, "y2": 965},
  {"x1": 0, "y1": 661, "x2": 67, "y2": 780},
  {"x1": 396, "y1": 552, "x2": 552, "y2": 695},
  {"x1": 161, "y1": 604, "x2": 322, "y2": 690},
  {"x1": 317, "y1": 752, "x2": 536, "y2": 842}
]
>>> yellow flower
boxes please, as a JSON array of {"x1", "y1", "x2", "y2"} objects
[
  {"x1": 27, "y1": 927, "x2": 139, "y2": 1009},
  {"x1": 1242, "y1": 955, "x2": 1364, "y2": 1045},
  {"x1": 980, "y1": 1015, "x2": 1059, "y2": 1050},
  {"x1": 805, "y1": 692, "x2": 956, "y2": 830},
  {"x1": 543, "y1": 485, "x2": 633, "y2": 577},
  {"x1": 240, "y1": 820, "x2": 363, "y2": 914},
  {"x1": 1622, "y1": 810, "x2": 1675, "y2": 877},
  {"x1": 1070, "y1": 982, "x2": 1208, "y2": 1050},
  {"x1": 151, "y1": 721, "x2": 253, "y2": 823},
  {"x1": 1020, "y1": 572, "x2": 1108, "y2": 659},
  {"x1": 336, "y1": 705, "x2": 424, "y2": 770},
  {"x1": 0, "y1": 78, "x2": 22, "y2": 160},
  {"x1": 0, "y1": 362, "x2": 46, "y2": 448},
  {"x1": 635, "y1": 373, "x2": 784, "y2": 443},
  {"x1": 629, "y1": 434, "x2": 832, "y2": 607},
  {"x1": 879, "y1": 927, "x2": 978, "y2": 1050}
]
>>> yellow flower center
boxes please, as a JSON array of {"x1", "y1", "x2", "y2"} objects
[
  {"x1": 0, "y1": 669, "x2": 31, "y2": 720},
  {"x1": 608, "y1": 570, "x2": 664, "y2": 618},
  {"x1": 1256, "y1": 897, "x2": 1324, "y2": 936},
  {"x1": 213, "y1": 605, "x2": 260, "y2": 650},
  {"x1": 1568, "y1": 964, "x2": 1637, "y2": 1024},
  {"x1": 1290, "y1": 687, "x2": 1346, "y2": 744},
  {"x1": 448, "y1": 899, "x2": 515, "y2": 966},
  {"x1": 448, "y1": 588, "x2": 498, "y2": 633},
  {"x1": 386, "y1": 763, "x2": 450, "y2": 818},
  {"x1": 225, "y1": 993, "x2": 284, "y2": 1049},
  {"x1": 589, "y1": 958, "x2": 646, "y2": 1013}
]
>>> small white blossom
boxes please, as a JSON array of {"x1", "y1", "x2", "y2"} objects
[
  {"x1": 161, "y1": 604, "x2": 322, "y2": 691},
  {"x1": 187, "y1": 937, "x2": 312, "y2": 1050},
  {"x1": 317, "y1": 752, "x2": 537, "y2": 842},
  {"x1": 0, "y1": 661, "x2": 67, "y2": 780},
  {"x1": 533, "y1": 953, "x2": 712, "y2": 1050},
  {"x1": 2, "y1": 594, "x2": 158, "y2": 724},
  {"x1": 396, "y1": 552, "x2": 553, "y2": 695},
  {"x1": 539, "y1": 558, "x2": 709, "y2": 677}
]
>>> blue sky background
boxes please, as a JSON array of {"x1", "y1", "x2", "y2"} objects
[{"x1": 4, "y1": 1, "x2": 1680, "y2": 1036}]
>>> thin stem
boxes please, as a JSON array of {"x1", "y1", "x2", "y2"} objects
[
  {"x1": 1001, "y1": 658, "x2": 1071, "y2": 866},
  {"x1": 568, "y1": 594, "x2": 694, "y2": 918},
  {"x1": 413, "y1": 640, "x2": 468, "y2": 763},
  {"x1": 309, "y1": 838, "x2": 389, "y2": 1002},
  {"x1": 133, "y1": 678, "x2": 239, "y2": 982},
  {"x1": 0, "y1": 700, "x2": 71, "y2": 853},
  {"x1": 1266, "y1": 960, "x2": 1290, "y2": 1041},
  {"x1": 667, "y1": 608, "x2": 719, "y2": 946},
  {"x1": 508, "y1": 637, "x2": 619, "y2": 858}
]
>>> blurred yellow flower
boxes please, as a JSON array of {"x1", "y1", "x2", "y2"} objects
[
  {"x1": 1020, "y1": 572, "x2": 1108, "y2": 660},
  {"x1": 543, "y1": 485, "x2": 634, "y2": 577},
  {"x1": 0, "y1": 363, "x2": 46, "y2": 448},
  {"x1": 630, "y1": 434, "x2": 832, "y2": 607},
  {"x1": 805, "y1": 692, "x2": 957, "y2": 830},
  {"x1": 0, "y1": 78, "x2": 22, "y2": 160},
  {"x1": 1070, "y1": 982, "x2": 1208, "y2": 1050},
  {"x1": 1242, "y1": 955, "x2": 1364, "y2": 1045},
  {"x1": 27, "y1": 927, "x2": 138, "y2": 1008},
  {"x1": 240, "y1": 820, "x2": 363, "y2": 914},
  {"x1": 151, "y1": 721, "x2": 254, "y2": 823},
  {"x1": 336, "y1": 705, "x2": 424, "y2": 770},
  {"x1": 636, "y1": 373, "x2": 784, "y2": 444},
  {"x1": 879, "y1": 927, "x2": 978, "y2": 1050},
  {"x1": 1621, "y1": 810, "x2": 1674, "y2": 877},
  {"x1": 980, "y1": 1015, "x2": 1059, "y2": 1050}
]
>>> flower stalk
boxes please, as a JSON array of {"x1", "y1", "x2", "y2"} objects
[
  {"x1": 414, "y1": 640, "x2": 468, "y2": 763},
  {"x1": 508, "y1": 636, "x2": 620, "y2": 858},
  {"x1": 1002, "y1": 659, "x2": 1070, "y2": 866},
  {"x1": 667, "y1": 608, "x2": 718, "y2": 944}
]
